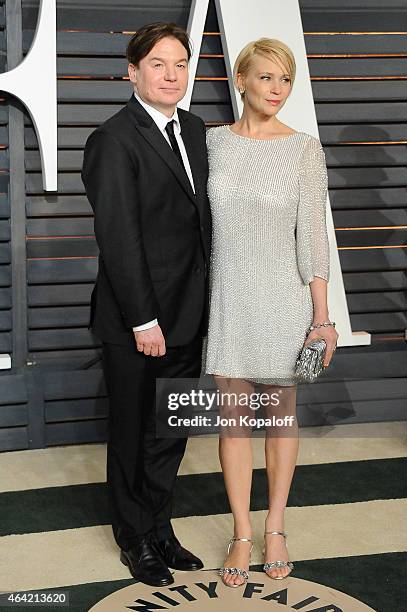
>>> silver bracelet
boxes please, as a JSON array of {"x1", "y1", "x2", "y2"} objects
[{"x1": 308, "y1": 321, "x2": 336, "y2": 333}]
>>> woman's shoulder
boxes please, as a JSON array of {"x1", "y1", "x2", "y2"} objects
[
  {"x1": 295, "y1": 133, "x2": 325, "y2": 170},
  {"x1": 297, "y1": 132, "x2": 327, "y2": 181},
  {"x1": 299, "y1": 132, "x2": 324, "y2": 153},
  {"x1": 206, "y1": 124, "x2": 229, "y2": 145}
]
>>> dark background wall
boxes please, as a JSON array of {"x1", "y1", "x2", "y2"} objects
[{"x1": 0, "y1": 0, "x2": 406, "y2": 451}]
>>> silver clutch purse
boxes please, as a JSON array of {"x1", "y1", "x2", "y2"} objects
[{"x1": 295, "y1": 338, "x2": 327, "y2": 383}]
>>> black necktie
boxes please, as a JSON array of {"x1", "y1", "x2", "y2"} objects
[{"x1": 165, "y1": 120, "x2": 188, "y2": 176}]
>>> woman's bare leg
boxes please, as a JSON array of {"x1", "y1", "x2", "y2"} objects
[
  {"x1": 215, "y1": 375, "x2": 254, "y2": 586},
  {"x1": 262, "y1": 383, "x2": 299, "y2": 578}
]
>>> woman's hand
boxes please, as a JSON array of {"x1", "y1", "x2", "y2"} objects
[{"x1": 304, "y1": 324, "x2": 339, "y2": 368}]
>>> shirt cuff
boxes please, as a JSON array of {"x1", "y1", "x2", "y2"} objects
[{"x1": 132, "y1": 318, "x2": 158, "y2": 332}]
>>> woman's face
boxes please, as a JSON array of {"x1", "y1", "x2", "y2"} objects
[{"x1": 237, "y1": 54, "x2": 292, "y2": 117}]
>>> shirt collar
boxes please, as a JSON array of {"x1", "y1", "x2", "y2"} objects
[{"x1": 134, "y1": 91, "x2": 181, "y2": 135}]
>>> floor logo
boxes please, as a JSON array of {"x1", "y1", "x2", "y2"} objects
[{"x1": 89, "y1": 570, "x2": 375, "y2": 611}]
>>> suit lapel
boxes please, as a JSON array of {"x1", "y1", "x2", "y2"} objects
[
  {"x1": 126, "y1": 95, "x2": 198, "y2": 208},
  {"x1": 179, "y1": 111, "x2": 205, "y2": 214}
]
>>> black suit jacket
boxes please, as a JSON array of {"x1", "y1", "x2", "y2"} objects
[{"x1": 81, "y1": 95, "x2": 212, "y2": 347}]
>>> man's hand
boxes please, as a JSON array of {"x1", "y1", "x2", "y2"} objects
[{"x1": 133, "y1": 324, "x2": 166, "y2": 357}]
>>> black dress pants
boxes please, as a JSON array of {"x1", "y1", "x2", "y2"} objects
[{"x1": 101, "y1": 333, "x2": 203, "y2": 552}]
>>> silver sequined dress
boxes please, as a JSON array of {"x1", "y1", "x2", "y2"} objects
[{"x1": 203, "y1": 124, "x2": 330, "y2": 386}]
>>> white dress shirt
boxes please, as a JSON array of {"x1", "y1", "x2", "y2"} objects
[{"x1": 132, "y1": 91, "x2": 195, "y2": 332}]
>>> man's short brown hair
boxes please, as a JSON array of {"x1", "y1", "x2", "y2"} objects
[{"x1": 126, "y1": 22, "x2": 192, "y2": 66}]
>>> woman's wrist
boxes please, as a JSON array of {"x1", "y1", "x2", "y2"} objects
[
  {"x1": 308, "y1": 320, "x2": 336, "y2": 333},
  {"x1": 312, "y1": 315, "x2": 330, "y2": 325}
]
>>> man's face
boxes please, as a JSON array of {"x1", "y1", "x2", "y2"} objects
[{"x1": 128, "y1": 36, "x2": 189, "y2": 116}]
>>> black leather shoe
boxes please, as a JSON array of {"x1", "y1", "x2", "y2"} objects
[
  {"x1": 120, "y1": 534, "x2": 174, "y2": 587},
  {"x1": 157, "y1": 534, "x2": 204, "y2": 571}
]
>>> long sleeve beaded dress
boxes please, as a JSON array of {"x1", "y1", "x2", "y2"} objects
[{"x1": 203, "y1": 124, "x2": 330, "y2": 386}]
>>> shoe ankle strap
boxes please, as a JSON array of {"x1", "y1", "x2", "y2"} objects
[
  {"x1": 264, "y1": 530, "x2": 287, "y2": 538},
  {"x1": 228, "y1": 536, "x2": 254, "y2": 555},
  {"x1": 229, "y1": 537, "x2": 254, "y2": 545}
]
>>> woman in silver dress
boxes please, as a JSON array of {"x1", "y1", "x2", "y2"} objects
[{"x1": 204, "y1": 38, "x2": 339, "y2": 587}]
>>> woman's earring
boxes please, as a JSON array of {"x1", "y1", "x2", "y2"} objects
[{"x1": 240, "y1": 88, "x2": 245, "y2": 94}]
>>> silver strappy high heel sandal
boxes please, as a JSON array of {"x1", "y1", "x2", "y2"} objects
[
  {"x1": 263, "y1": 530, "x2": 294, "y2": 580},
  {"x1": 218, "y1": 536, "x2": 254, "y2": 588}
]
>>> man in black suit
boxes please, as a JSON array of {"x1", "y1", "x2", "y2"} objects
[{"x1": 81, "y1": 22, "x2": 211, "y2": 587}]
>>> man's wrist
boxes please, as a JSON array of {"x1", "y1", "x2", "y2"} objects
[{"x1": 132, "y1": 318, "x2": 158, "y2": 332}]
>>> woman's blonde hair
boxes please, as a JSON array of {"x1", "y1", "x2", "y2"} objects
[{"x1": 233, "y1": 38, "x2": 296, "y2": 98}]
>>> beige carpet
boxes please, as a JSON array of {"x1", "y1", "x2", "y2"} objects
[
  {"x1": 1, "y1": 499, "x2": 406, "y2": 592},
  {"x1": 1, "y1": 421, "x2": 406, "y2": 493}
]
